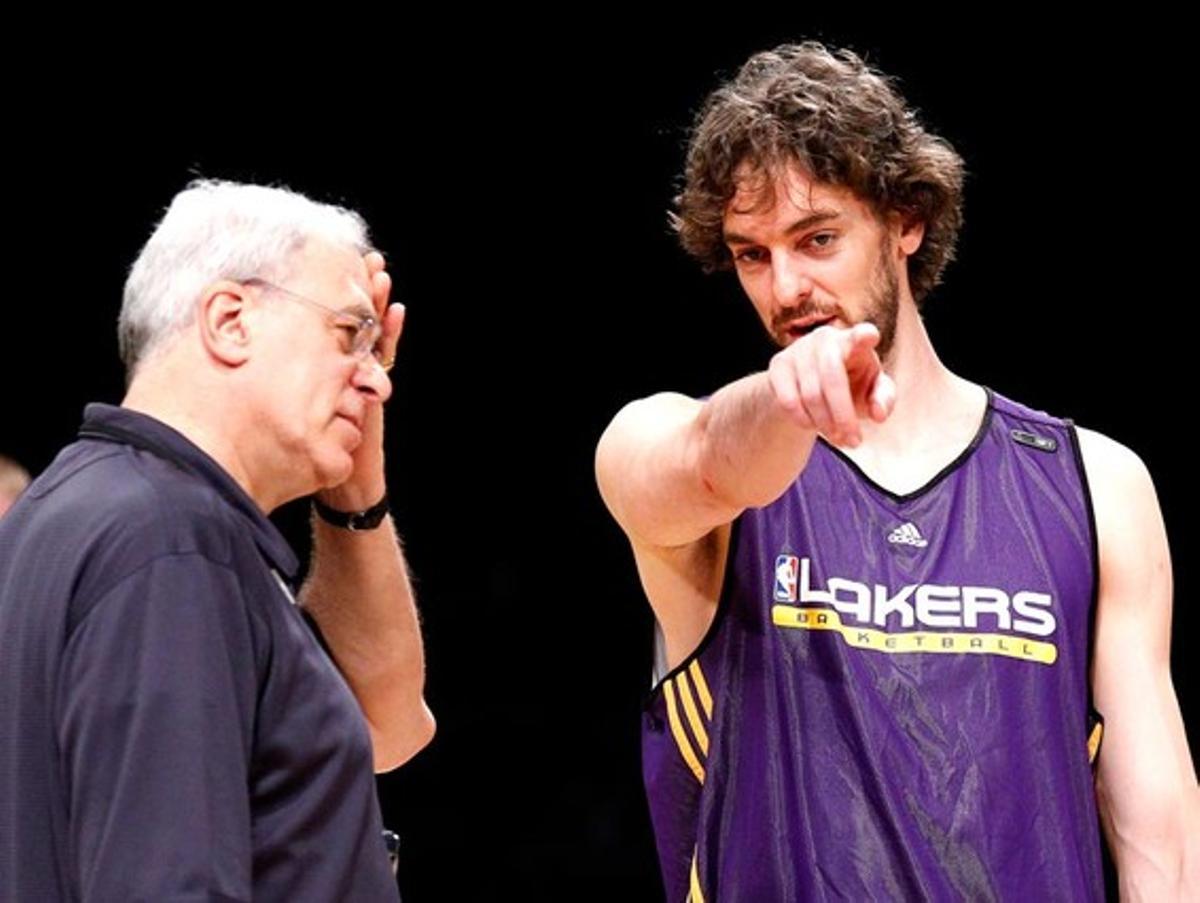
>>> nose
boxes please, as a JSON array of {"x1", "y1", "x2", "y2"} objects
[
  {"x1": 772, "y1": 253, "x2": 814, "y2": 307},
  {"x1": 351, "y1": 355, "x2": 393, "y2": 403}
]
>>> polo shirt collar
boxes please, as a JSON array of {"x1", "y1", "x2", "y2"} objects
[{"x1": 77, "y1": 403, "x2": 299, "y2": 579}]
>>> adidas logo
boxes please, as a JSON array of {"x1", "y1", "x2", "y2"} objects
[{"x1": 887, "y1": 521, "x2": 928, "y2": 547}]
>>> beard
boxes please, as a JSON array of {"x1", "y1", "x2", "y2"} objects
[
  {"x1": 865, "y1": 239, "x2": 900, "y2": 361},
  {"x1": 769, "y1": 235, "x2": 901, "y2": 362}
]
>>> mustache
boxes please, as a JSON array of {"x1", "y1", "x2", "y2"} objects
[{"x1": 771, "y1": 302, "x2": 844, "y2": 335}]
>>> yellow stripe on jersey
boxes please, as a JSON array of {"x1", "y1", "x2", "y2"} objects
[
  {"x1": 688, "y1": 848, "x2": 705, "y2": 903},
  {"x1": 677, "y1": 670, "x2": 709, "y2": 756},
  {"x1": 688, "y1": 659, "x2": 713, "y2": 719},
  {"x1": 772, "y1": 605, "x2": 1058, "y2": 665},
  {"x1": 664, "y1": 678, "x2": 705, "y2": 783},
  {"x1": 1087, "y1": 719, "x2": 1104, "y2": 765}
]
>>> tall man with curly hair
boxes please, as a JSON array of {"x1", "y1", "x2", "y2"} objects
[{"x1": 597, "y1": 43, "x2": 1198, "y2": 901}]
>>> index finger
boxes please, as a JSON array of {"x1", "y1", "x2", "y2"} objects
[
  {"x1": 364, "y1": 250, "x2": 386, "y2": 277},
  {"x1": 370, "y1": 267, "x2": 392, "y2": 319}
]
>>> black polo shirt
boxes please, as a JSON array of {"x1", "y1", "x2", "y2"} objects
[{"x1": 0, "y1": 404, "x2": 400, "y2": 902}]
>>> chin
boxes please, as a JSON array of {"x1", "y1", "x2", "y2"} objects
[
  {"x1": 320, "y1": 464, "x2": 355, "y2": 493},
  {"x1": 310, "y1": 448, "x2": 356, "y2": 493}
]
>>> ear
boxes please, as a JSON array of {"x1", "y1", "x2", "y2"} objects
[
  {"x1": 197, "y1": 280, "x2": 253, "y2": 367},
  {"x1": 897, "y1": 216, "x2": 925, "y2": 257}
]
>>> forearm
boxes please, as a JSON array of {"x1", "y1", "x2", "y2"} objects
[
  {"x1": 1097, "y1": 678, "x2": 1200, "y2": 902},
  {"x1": 1103, "y1": 790, "x2": 1200, "y2": 902},
  {"x1": 301, "y1": 514, "x2": 434, "y2": 771}
]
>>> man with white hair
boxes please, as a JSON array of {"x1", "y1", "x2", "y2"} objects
[{"x1": 0, "y1": 180, "x2": 433, "y2": 901}]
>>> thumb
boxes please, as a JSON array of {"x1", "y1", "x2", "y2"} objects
[
  {"x1": 867, "y1": 371, "x2": 896, "y2": 422},
  {"x1": 843, "y1": 322, "x2": 881, "y2": 360}
]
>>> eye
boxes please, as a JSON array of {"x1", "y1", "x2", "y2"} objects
[
  {"x1": 732, "y1": 246, "x2": 767, "y2": 265},
  {"x1": 807, "y1": 231, "x2": 838, "y2": 251},
  {"x1": 356, "y1": 319, "x2": 384, "y2": 359},
  {"x1": 333, "y1": 323, "x2": 359, "y2": 354}
]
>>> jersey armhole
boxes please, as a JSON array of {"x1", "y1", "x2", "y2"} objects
[
  {"x1": 645, "y1": 517, "x2": 740, "y2": 705},
  {"x1": 1067, "y1": 421, "x2": 1103, "y2": 741}
]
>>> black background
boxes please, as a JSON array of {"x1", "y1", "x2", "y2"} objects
[{"x1": 5, "y1": 19, "x2": 1194, "y2": 901}]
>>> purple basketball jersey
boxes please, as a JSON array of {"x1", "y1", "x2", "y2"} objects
[{"x1": 642, "y1": 391, "x2": 1105, "y2": 901}]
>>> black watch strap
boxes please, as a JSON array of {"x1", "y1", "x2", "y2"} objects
[{"x1": 312, "y1": 494, "x2": 390, "y2": 531}]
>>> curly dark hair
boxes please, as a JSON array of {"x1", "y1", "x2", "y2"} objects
[{"x1": 672, "y1": 42, "x2": 965, "y2": 304}]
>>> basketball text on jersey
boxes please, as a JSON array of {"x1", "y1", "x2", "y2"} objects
[{"x1": 771, "y1": 555, "x2": 1058, "y2": 664}]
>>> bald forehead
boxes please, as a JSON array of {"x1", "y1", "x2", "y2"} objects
[
  {"x1": 283, "y1": 235, "x2": 366, "y2": 274},
  {"x1": 285, "y1": 238, "x2": 374, "y2": 316}
]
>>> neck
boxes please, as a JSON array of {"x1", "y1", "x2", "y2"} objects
[
  {"x1": 122, "y1": 349, "x2": 295, "y2": 513},
  {"x1": 858, "y1": 297, "x2": 986, "y2": 458}
]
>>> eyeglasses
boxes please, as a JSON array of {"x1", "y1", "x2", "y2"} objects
[{"x1": 243, "y1": 277, "x2": 383, "y2": 361}]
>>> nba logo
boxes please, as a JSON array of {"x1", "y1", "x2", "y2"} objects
[{"x1": 774, "y1": 554, "x2": 798, "y2": 602}]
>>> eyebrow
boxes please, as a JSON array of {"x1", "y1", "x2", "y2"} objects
[
  {"x1": 340, "y1": 304, "x2": 377, "y2": 322},
  {"x1": 723, "y1": 210, "x2": 841, "y2": 246}
]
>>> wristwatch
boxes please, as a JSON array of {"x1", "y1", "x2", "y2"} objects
[{"x1": 312, "y1": 494, "x2": 390, "y2": 531}]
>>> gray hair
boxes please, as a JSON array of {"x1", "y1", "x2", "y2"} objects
[{"x1": 119, "y1": 179, "x2": 371, "y2": 373}]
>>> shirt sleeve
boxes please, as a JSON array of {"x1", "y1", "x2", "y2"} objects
[{"x1": 56, "y1": 552, "x2": 260, "y2": 903}]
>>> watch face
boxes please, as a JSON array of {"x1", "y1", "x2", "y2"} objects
[{"x1": 351, "y1": 498, "x2": 389, "y2": 530}]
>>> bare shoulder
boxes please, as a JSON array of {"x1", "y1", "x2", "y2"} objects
[
  {"x1": 595, "y1": 393, "x2": 702, "y2": 511},
  {"x1": 1075, "y1": 426, "x2": 1154, "y2": 489},
  {"x1": 596, "y1": 392, "x2": 736, "y2": 668},
  {"x1": 1075, "y1": 424, "x2": 1172, "y2": 635},
  {"x1": 597, "y1": 391, "x2": 705, "y2": 497},
  {"x1": 1076, "y1": 426, "x2": 1165, "y2": 548},
  {"x1": 595, "y1": 391, "x2": 730, "y2": 549}
]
